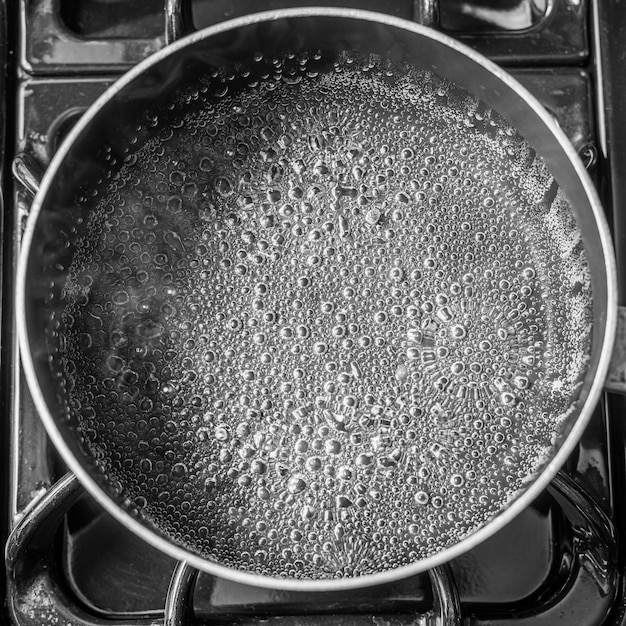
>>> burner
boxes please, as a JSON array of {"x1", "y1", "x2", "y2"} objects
[{"x1": 5, "y1": 1, "x2": 626, "y2": 624}]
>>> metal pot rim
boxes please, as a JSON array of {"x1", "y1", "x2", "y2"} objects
[{"x1": 16, "y1": 6, "x2": 617, "y2": 591}]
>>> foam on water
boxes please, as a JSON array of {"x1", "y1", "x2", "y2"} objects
[{"x1": 51, "y1": 52, "x2": 593, "y2": 580}]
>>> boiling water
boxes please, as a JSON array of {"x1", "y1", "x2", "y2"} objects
[{"x1": 56, "y1": 52, "x2": 593, "y2": 580}]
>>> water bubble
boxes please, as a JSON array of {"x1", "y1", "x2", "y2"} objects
[
  {"x1": 415, "y1": 491, "x2": 429, "y2": 505},
  {"x1": 288, "y1": 475, "x2": 308, "y2": 494},
  {"x1": 215, "y1": 177, "x2": 233, "y2": 197},
  {"x1": 365, "y1": 208, "x2": 381, "y2": 225},
  {"x1": 200, "y1": 156, "x2": 214, "y2": 171},
  {"x1": 450, "y1": 324, "x2": 466, "y2": 340},
  {"x1": 171, "y1": 463, "x2": 188, "y2": 479}
]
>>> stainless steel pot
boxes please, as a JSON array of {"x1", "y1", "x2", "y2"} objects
[{"x1": 15, "y1": 5, "x2": 617, "y2": 595}]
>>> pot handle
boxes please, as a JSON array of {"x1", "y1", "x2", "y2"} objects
[
  {"x1": 164, "y1": 0, "x2": 440, "y2": 46},
  {"x1": 605, "y1": 306, "x2": 626, "y2": 393}
]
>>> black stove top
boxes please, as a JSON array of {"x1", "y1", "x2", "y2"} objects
[{"x1": 4, "y1": 1, "x2": 626, "y2": 624}]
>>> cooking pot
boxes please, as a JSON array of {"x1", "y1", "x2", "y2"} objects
[{"x1": 13, "y1": 1, "x2": 620, "y2": 601}]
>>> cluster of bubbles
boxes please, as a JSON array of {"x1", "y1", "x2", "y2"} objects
[{"x1": 55, "y1": 51, "x2": 593, "y2": 580}]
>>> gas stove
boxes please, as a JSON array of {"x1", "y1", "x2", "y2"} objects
[{"x1": 3, "y1": 1, "x2": 626, "y2": 624}]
